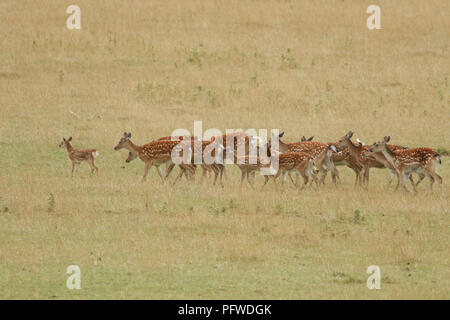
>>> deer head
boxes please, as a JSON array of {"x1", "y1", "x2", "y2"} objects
[
  {"x1": 326, "y1": 144, "x2": 338, "y2": 158},
  {"x1": 125, "y1": 151, "x2": 138, "y2": 163},
  {"x1": 367, "y1": 137, "x2": 388, "y2": 154},
  {"x1": 336, "y1": 131, "x2": 354, "y2": 148},
  {"x1": 114, "y1": 132, "x2": 132, "y2": 150},
  {"x1": 267, "y1": 131, "x2": 288, "y2": 155},
  {"x1": 59, "y1": 136, "x2": 72, "y2": 148}
]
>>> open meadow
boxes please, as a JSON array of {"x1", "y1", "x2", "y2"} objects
[{"x1": 0, "y1": 0, "x2": 449, "y2": 299}]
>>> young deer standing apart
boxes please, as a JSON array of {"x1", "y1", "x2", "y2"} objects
[
  {"x1": 366, "y1": 136, "x2": 442, "y2": 192},
  {"x1": 59, "y1": 137, "x2": 99, "y2": 176},
  {"x1": 114, "y1": 132, "x2": 195, "y2": 183}
]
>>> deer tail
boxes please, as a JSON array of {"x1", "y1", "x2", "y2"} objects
[
  {"x1": 434, "y1": 153, "x2": 441, "y2": 165},
  {"x1": 92, "y1": 151, "x2": 99, "y2": 158}
]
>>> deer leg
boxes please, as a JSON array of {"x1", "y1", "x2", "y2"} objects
[
  {"x1": 353, "y1": 167, "x2": 360, "y2": 187},
  {"x1": 71, "y1": 162, "x2": 76, "y2": 177},
  {"x1": 164, "y1": 162, "x2": 175, "y2": 180},
  {"x1": 281, "y1": 171, "x2": 287, "y2": 188},
  {"x1": 88, "y1": 159, "x2": 98, "y2": 174},
  {"x1": 364, "y1": 165, "x2": 370, "y2": 186},
  {"x1": 415, "y1": 173, "x2": 426, "y2": 187},
  {"x1": 394, "y1": 170, "x2": 401, "y2": 191},
  {"x1": 357, "y1": 166, "x2": 367, "y2": 189},
  {"x1": 218, "y1": 165, "x2": 224, "y2": 187},
  {"x1": 311, "y1": 170, "x2": 320, "y2": 188},
  {"x1": 388, "y1": 172, "x2": 393, "y2": 186},
  {"x1": 240, "y1": 169, "x2": 246, "y2": 186},
  {"x1": 325, "y1": 159, "x2": 339, "y2": 185},
  {"x1": 331, "y1": 168, "x2": 340, "y2": 185},
  {"x1": 426, "y1": 173, "x2": 434, "y2": 190},
  {"x1": 273, "y1": 176, "x2": 279, "y2": 191},
  {"x1": 200, "y1": 165, "x2": 208, "y2": 184},
  {"x1": 156, "y1": 165, "x2": 166, "y2": 182},
  {"x1": 408, "y1": 174, "x2": 418, "y2": 192},
  {"x1": 212, "y1": 165, "x2": 219, "y2": 186},
  {"x1": 314, "y1": 159, "x2": 327, "y2": 186},
  {"x1": 288, "y1": 171, "x2": 298, "y2": 187},
  {"x1": 246, "y1": 171, "x2": 255, "y2": 190},
  {"x1": 261, "y1": 175, "x2": 270, "y2": 191},
  {"x1": 142, "y1": 162, "x2": 152, "y2": 182},
  {"x1": 297, "y1": 169, "x2": 309, "y2": 190},
  {"x1": 401, "y1": 170, "x2": 412, "y2": 193},
  {"x1": 171, "y1": 167, "x2": 184, "y2": 186},
  {"x1": 425, "y1": 165, "x2": 442, "y2": 191},
  {"x1": 185, "y1": 164, "x2": 196, "y2": 181},
  {"x1": 164, "y1": 163, "x2": 176, "y2": 180}
]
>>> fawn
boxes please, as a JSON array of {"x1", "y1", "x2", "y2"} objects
[
  {"x1": 59, "y1": 137, "x2": 99, "y2": 176},
  {"x1": 366, "y1": 136, "x2": 442, "y2": 192},
  {"x1": 361, "y1": 139, "x2": 425, "y2": 191},
  {"x1": 268, "y1": 132, "x2": 339, "y2": 185},
  {"x1": 335, "y1": 131, "x2": 388, "y2": 187},
  {"x1": 261, "y1": 151, "x2": 319, "y2": 191}
]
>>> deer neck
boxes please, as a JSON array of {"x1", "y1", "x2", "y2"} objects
[
  {"x1": 345, "y1": 140, "x2": 362, "y2": 159},
  {"x1": 370, "y1": 152, "x2": 391, "y2": 168},
  {"x1": 65, "y1": 142, "x2": 74, "y2": 153},
  {"x1": 380, "y1": 147, "x2": 396, "y2": 168},
  {"x1": 125, "y1": 140, "x2": 142, "y2": 155},
  {"x1": 278, "y1": 140, "x2": 290, "y2": 153},
  {"x1": 315, "y1": 149, "x2": 327, "y2": 164}
]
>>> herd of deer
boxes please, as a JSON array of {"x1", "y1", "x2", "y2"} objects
[{"x1": 59, "y1": 130, "x2": 443, "y2": 193}]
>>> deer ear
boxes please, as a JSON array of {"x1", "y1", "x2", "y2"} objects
[
  {"x1": 384, "y1": 136, "x2": 391, "y2": 142},
  {"x1": 279, "y1": 132, "x2": 284, "y2": 138},
  {"x1": 63, "y1": 137, "x2": 66, "y2": 141},
  {"x1": 301, "y1": 136, "x2": 306, "y2": 141},
  {"x1": 68, "y1": 137, "x2": 72, "y2": 141},
  {"x1": 127, "y1": 132, "x2": 132, "y2": 138},
  {"x1": 308, "y1": 136, "x2": 314, "y2": 141},
  {"x1": 123, "y1": 132, "x2": 128, "y2": 137},
  {"x1": 346, "y1": 131, "x2": 354, "y2": 139}
]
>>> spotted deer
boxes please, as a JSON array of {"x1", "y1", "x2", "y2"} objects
[
  {"x1": 366, "y1": 136, "x2": 442, "y2": 192},
  {"x1": 59, "y1": 137, "x2": 99, "y2": 176},
  {"x1": 268, "y1": 132, "x2": 339, "y2": 185},
  {"x1": 114, "y1": 132, "x2": 195, "y2": 182},
  {"x1": 232, "y1": 154, "x2": 270, "y2": 189},
  {"x1": 296, "y1": 136, "x2": 361, "y2": 185},
  {"x1": 261, "y1": 151, "x2": 319, "y2": 191},
  {"x1": 156, "y1": 135, "x2": 197, "y2": 181},
  {"x1": 335, "y1": 131, "x2": 390, "y2": 187},
  {"x1": 361, "y1": 140, "x2": 425, "y2": 190}
]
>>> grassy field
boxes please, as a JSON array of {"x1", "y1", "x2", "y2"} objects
[{"x1": 0, "y1": 0, "x2": 449, "y2": 299}]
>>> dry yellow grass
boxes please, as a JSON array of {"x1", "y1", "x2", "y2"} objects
[{"x1": 0, "y1": 0, "x2": 449, "y2": 299}]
